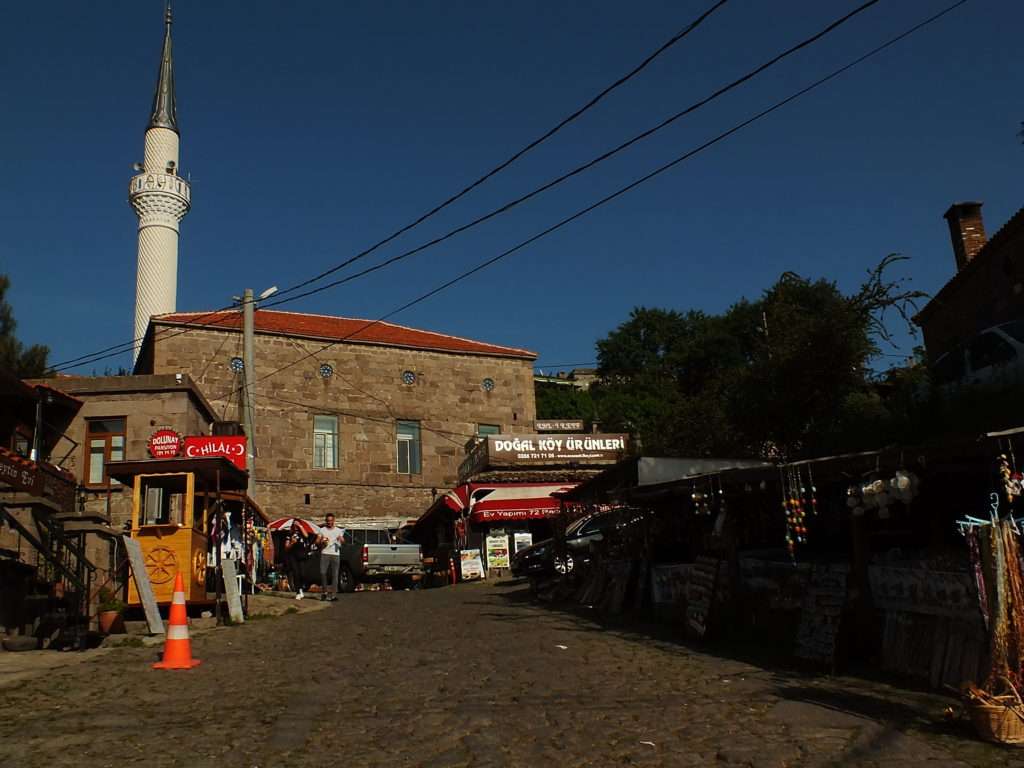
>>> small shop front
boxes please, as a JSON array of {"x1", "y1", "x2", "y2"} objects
[
  {"x1": 553, "y1": 432, "x2": 1024, "y2": 697},
  {"x1": 415, "y1": 482, "x2": 577, "y2": 578},
  {"x1": 108, "y1": 456, "x2": 267, "y2": 608}
]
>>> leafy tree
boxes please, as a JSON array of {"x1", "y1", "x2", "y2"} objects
[
  {"x1": 0, "y1": 275, "x2": 49, "y2": 378},
  {"x1": 588, "y1": 256, "x2": 925, "y2": 460},
  {"x1": 535, "y1": 382, "x2": 595, "y2": 422}
]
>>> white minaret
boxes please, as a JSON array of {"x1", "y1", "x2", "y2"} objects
[{"x1": 130, "y1": 2, "x2": 191, "y2": 361}]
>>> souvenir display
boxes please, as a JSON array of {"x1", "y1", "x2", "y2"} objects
[
  {"x1": 806, "y1": 466, "x2": 819, "y2": 516},
  {"x1": 782, "y1": 468, "x2": 807, "y2": 559},
  {"x1": 998, "y1": 453, "x2": 1023, "y2": 504}
]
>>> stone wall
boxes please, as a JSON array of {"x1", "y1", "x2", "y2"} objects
[
  {"x1": 147, "y1": 324, "x2": 537, "y2": 521},
  {"x1": 45, "y1": 378, "x2": 215, "y2": 529}
]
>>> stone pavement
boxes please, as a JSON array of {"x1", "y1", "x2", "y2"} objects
[{"x1": 0, "y1": 579, "x2": 1017, "y2": 767}]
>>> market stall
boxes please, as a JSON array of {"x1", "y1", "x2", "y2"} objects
[{"x1": 108, "y1": 456, "x2": 254, "y2": 606}]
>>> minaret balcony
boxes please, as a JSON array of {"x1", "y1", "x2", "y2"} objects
[
  {"x1": 129, "y1": 172, "x2": 191, "y2": 206},
  {"x1": 129, "y1": 173, "x2": 192, "y2": 229}
]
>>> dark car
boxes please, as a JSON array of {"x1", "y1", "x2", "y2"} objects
[{"x1": 510, "y1": 512, "x2": 620, "y2": 579}]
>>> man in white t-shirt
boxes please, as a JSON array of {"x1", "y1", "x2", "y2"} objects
[{"x1": 317, "y1": 514, "x2": 346, "y2": 601}]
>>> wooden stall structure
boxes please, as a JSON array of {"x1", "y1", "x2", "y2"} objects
[{"x1": 108, "y1": 457, "x2": 248, "y2": 605}]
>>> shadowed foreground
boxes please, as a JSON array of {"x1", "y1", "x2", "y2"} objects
[{"x1": 0, "y1": 580, "x2": 1013, "y2": 767}]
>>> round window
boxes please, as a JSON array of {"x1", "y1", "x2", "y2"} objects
[
  {"x1": 482, "y1": 377, "x2": 495, "y2": 392},
  {"x1": 319, "y1": 363, "x2": 334, "y2": 379},
  {"x1": 229, "y1": 357, "x2": 245, "y2": 373},
  {"x1": 402, "y1": 370, "x2": 417, "y2": 385}
]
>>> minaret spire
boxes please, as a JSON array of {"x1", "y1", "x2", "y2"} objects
[
  {"x1": 148, "y1": 1, "x2": 178, "y2": 133},
  {"x1": 129, "y1": 1, "x2": 191, "y2": 364}
]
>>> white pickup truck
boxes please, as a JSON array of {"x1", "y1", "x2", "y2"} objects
[
  {"x1": 299, "y1": 522, "x2": 424, "y2": 591},
  {"x1": 343, "y1": 526, "x2": 424, "y2": 590}
]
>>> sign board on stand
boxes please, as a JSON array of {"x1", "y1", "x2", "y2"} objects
[
  {"x1": 221, "y1": 558, "x2": 245, "y2": 624},
  {"x1": 794, "y1": 563, "x2": 848, "y2": 669},
  {"x1": 686, "y1": 556, "x2": 720, "y2": 638},
  {"x1": 485, "y1": 535, "x2": 510, "y2": 570},
  {"x1": 123, "y1": 536, "x2": 164, "y2": 635},
  {"x1": 513, "y1": 532, "x2": 533, "y2": 553},
  {"x1": 459, "y1": 549, "x2": 485, "y2": 580}
]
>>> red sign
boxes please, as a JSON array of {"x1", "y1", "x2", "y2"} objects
[
  {"x1": 148, "y1": 429, "x2": 182, "y2": 459},
  {"x1": 469, "y1": 508, "x2": 561, "y2": 523},
  {"x1": 183, "y1": 436, "x2": 247, "y2": 470}
]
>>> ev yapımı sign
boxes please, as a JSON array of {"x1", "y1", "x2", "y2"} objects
[{"x1": 487, "y1": 434, "x2": 627, "y2": 464}]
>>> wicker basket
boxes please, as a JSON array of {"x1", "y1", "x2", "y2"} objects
[{"x1": 968, "y1": 678, "x2": 1024, "y2": 746}]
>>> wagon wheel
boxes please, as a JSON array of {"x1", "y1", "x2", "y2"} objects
[
  {"x1": 145, "y1": 546, "x2": 178, "y2": 585},
  {"x1": 193, "y1": 550, "x2": 208, "y2": 587}
]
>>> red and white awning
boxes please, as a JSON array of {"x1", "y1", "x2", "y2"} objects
[{"x1": 441, "y1": 482, "x2": 577, "y2": 524}]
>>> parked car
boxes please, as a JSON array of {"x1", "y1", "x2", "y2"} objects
[
  {"x1": 932, "y1": 319, "x2": 1024, "y2": 391},
  {"x1": 300, "y1": 526, "x2": 424, "y2": 592},
  {"x1": 510, "y1": 512, "x2": 620, "y2": 579}
]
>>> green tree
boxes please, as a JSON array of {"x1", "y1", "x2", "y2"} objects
[
  {"x1": 535, "y1": 382, "x2": 595, "y2": 421},
  {"x1": 0, "y1": 275, "x2": 50, "y2": 377},
  {"x1": 589, "y1": 256, "x2": 925, "y2": 459}
]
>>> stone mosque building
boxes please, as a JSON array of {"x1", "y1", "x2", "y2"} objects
[{"x1": 49, "y1": 4, "x2": 539, "y2": 526}]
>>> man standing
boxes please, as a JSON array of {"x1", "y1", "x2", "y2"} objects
[{"x1": 318, "y1": 513, "x2": 346, "y2": 601}]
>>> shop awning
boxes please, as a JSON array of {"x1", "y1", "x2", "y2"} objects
[{"x1": 441, "y1": 482, "x2": 577, "y2": 524}]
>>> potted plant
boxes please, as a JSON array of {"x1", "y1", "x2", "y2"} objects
[{"x1": 96, "y1": 587, "x2": 126, "y2": 635}]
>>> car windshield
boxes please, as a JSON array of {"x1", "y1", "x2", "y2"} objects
[{"x1": 999, "y1": 319, "x2": 1024, "y2": 344}]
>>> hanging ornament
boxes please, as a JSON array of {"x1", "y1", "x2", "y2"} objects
[
  {"x1": 807, "y1": 465, "x2": 819, "y2": 516},
  {"x1": 998, "y1": 454, "x2": 1022, "y2": 504}
]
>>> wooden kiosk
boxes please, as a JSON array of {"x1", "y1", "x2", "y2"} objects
[{"x1": 108, "y1": 457, "x2": 250, "y2": 606}]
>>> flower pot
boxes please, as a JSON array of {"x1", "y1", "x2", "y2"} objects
[{"x1": 98, "y1": 610, "x2": 125, "y2": 635}]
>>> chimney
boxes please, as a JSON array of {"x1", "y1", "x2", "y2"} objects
[{"x1": 943, "y1": 202, "x2": 987, "y2": 271}]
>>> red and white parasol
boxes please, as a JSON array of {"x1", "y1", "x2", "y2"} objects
[{"x1": 267, "y1": 518, "x2": 321, "y2": 536}]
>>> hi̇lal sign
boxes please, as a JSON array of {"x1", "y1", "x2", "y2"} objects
[
  {"x1": 147, "y1": 429, "x2": 182, "y2": 459},
  {"x1": 183, "y1": 436, "x2": 247, "y2": 470}
]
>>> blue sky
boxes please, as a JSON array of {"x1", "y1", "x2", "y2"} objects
[{"x1": 2, "y1": 0, "x2": 1021, "y2": 374}]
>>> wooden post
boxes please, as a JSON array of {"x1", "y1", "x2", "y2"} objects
[{"x1": 214, "y1": 468, "x2": 223, "y2": 625}]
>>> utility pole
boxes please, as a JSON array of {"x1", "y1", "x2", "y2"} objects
[{"x1": 242, "y1": 288, "x2": 256, "y2": 499}]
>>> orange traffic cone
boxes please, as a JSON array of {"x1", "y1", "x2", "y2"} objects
[{"x1": 152, "y1": 572, "x2": 201, "y2": 670}]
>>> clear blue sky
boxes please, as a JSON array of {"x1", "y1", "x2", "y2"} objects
[{"x1": 2, "y1": 0, "x2": 1021, "y2": 374}]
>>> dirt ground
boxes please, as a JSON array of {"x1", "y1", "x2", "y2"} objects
[{"x1": 0, "y1": 579, "x2": 1019, "y2": 768}]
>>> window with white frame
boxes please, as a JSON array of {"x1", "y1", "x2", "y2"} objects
[
  {"x1": 396, "y1": 420, "x2": 421, "y2": 475},
  {"x1": 477, "y1": 424, "x2": 501, "y2": 437},
  {"x1": 313, "y1": 415, "x2": 339, "y2": 469}
]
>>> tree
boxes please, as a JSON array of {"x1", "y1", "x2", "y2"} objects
[
  {"x1": 0, "y1": 275, "x2": 50, "y2": 377},
  {"x1": 535, "y1": 382, "x2": 595, "y2": 422},
  {"x1": 588, "y1": 256, "x2": 925, "y2": 460}
]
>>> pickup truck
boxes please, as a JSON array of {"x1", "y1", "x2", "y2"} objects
[{"x1": 300, "y1": 525, "x2": 424, "y2": 592}]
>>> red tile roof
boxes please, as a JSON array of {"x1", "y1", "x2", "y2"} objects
[{"x1": 153, "y1": 310, "x2": 536, "y2": 359}]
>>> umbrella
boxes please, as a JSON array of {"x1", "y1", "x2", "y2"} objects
[{"x1": 267, "y1": 518, "x2": 321, "y2": 536}]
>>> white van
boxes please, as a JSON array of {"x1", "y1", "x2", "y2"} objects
[{"x1": 932, "y1": 319, "x2": 1024, "y2": 390}]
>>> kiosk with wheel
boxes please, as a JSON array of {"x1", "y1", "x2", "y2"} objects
[{"x1": 108, "y1": 457, "x2": 254, "y2": 606}]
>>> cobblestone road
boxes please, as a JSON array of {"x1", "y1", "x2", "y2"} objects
[{"x1": 0, "y1": 580, "x2": 1017, "y2": 767}]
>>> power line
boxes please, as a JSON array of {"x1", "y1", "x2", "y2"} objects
[
  {"x1": 255, "y1": 0, "x2": 730, "y2": 305},
  {"x1": 204, "y1": 0, "x2": 966, "y2": 408},
  {"x1": 262, "y1": 392, "x2": 478, "y2": 448},
  {"x1": 49, "y1": 1, "x2": 728, "y2": 373},
  {"x1": 50, "y1": 301, "x2": 244, "y2": 370},
  {"x1": 57, "y1": 0, "x2": 881, "y2": 371},
  {"x1": 258, "y1": 0, "x2": 882, "y2": 311}
]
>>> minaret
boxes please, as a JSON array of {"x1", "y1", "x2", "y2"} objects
[{"x1": 130, "y1": 2, "x2": 191, "y2": 361}]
